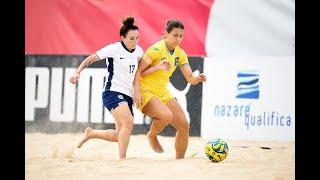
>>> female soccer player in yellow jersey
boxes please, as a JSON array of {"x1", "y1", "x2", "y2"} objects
[{"x1": 133, "y1": 20, "x2": 206, "y2": 159}]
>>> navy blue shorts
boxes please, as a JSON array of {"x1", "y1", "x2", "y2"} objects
[{"x1": 102, "y1": 91, "x2": 134, "y2": 116}]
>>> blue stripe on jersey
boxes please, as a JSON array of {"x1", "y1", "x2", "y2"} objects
[{"x1": 105, "y1": 58, "x2": 114, "y2": 91}]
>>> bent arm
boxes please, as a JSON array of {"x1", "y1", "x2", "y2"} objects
[
  {"x1": 141, "y1": 60, "x2": 170, "y2": 76},
  {"x1": 70, "y1": 54, "x2": 100, "y2": 84},
  {"x1": 180, "y1": 64, "x2": 206, "y2": 85},
  {"x1": 141, "y1": 65, "x2": 159, "y2": 76},
  {"x1": 133, "y1": 54, "x2": 152, "y2": 107},
  {"x1": 75, "y1": 54, "x2": 100, "y2": 74},
  {"x1": 134, "y1": 54, "x2": 152, "y2": 89}
]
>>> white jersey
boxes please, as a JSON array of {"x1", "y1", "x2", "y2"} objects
[{"x1": 95, "y1": 41, "x2": 143, "y2": 97}]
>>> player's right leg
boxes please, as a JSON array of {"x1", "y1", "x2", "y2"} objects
[
  {"x1": 165, "y1": 98, "x2": 190, "y2": 159},
  {"x1": 142, "y1": 97, "x2": 173, "y2": 153}
]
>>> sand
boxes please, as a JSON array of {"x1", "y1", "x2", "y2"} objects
[{"x1": 25, "y1": 133, "x2": 294, "y2": 180}]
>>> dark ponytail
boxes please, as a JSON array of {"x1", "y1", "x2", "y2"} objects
[
  {"x1": 120, "y1": 16, "x2": 138, "y2": 37},
  {"x1": 166, "y1": 20, "x2": 184, "y2": 33}
]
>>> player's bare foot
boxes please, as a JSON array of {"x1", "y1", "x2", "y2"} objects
[
  {"x1": 147, "y1": 132, "x2": 164, "y2": 153},
  {"x1": 117, "y1": 158, "x2": 126, "y2": 161},
  {"x1": 77, "y1": 127, "x2": 93, "y2": 148}
]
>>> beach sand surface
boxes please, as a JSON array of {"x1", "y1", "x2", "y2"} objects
[{"x1": 26, "y1": 133, "x2": 294, "y2": 180}]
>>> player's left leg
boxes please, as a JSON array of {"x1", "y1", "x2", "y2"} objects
[
  {"x1": 77, "y1": 91, "x2": 125, "y2": 148},
  {"x1": 165, "y1": 98, "x2": 190, "y2": 159},
  {"x1": 77, "y1": 125, "x2": 119, "y2": 148},
  {"x1": 111, "y1": 103, "x2": 134, "y2": 160}
]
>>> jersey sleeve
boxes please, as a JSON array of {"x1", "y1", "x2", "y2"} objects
[
  {"x1": 145, "y1": 45, "x2": 160, "y2": 62},
  {"x1": 95, "y1": 44, "x2": 115, "y2": 60},
  {"x1": 178, "y1": 50, "x2": 189, "y2": 67}
]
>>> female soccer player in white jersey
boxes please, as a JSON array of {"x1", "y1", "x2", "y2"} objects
[{"x1": 69, "y1": 16, "x2": 143, "y2": 160}]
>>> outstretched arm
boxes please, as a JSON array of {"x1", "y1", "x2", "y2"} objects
[
  {"x1": 180, "y1": 64, "x2": 206, "y2": 85},
  {"x1": 69, "y1": 54, "x2": 100, "y2": 84}
]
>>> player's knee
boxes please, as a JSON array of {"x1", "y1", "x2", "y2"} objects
[
  {"x1": 160, "y1": 111, "x2": 173, "y2": 124},
  {"x1": 120, "y1": 114, "x2": 134, "y2": 129},
  {"x1": 124, "y1": 117, "x2": 134, "y2": 126},
  {"x1": 184, "y1": 122, "x2": 190, "y2": 132},
  {"x1": 178, "y1": 121, "x2": 190, "y2": 133}
]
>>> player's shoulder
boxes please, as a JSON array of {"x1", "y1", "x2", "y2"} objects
[
  {"x1": 176, "y1": 46, "x2": 186, "y2": 54},
  {"x1": 175, "y1": 46, "x2": 187, "y2": 58},
  {"x1": 148, "y1": 40, "x2": 164, "y2": 52},
  {"x1": 135, "y1": 44, "x2": 144, "y2": 54}
]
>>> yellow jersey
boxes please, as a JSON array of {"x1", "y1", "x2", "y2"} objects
[{"x1": 140, "y1": 39, "x2": 189, "y2": 95}]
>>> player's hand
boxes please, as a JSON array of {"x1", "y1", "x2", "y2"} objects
[
  {"x1": 69, "y1": 72, "x2": 80, "y2": 84},
  {"x1": 133, "y1": 90, "x2": 142, "y2": 108},
  {"x1": 197, "y1": 73, "x2": 206, "y2": 83},
  {"x1": 157, "y1": 61, "x2": 171, "y2": 71}
]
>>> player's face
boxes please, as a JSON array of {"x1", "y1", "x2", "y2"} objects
[
  {"x1": 122, "y1": 30, "x2": 139, "y2": 50},
  {"x1": 167, "y1": 28, "x2": 184, "y2": 47}
]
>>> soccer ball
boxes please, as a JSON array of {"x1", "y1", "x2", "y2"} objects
[{"x1": 204, "y1": 138, "x2": 229, "y2": 162}]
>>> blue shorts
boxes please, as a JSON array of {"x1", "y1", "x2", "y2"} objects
[{"x1": 102, "y1": 91, "x2": 134, "y2": 116}]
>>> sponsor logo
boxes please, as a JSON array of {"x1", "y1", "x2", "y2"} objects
[
  {"x1": 236, "y1": 70, "x2": 259, "y2": 99},
  {"x1": 174, "y1": 57, "x2": 179, "y2": 66},
  {"x1": 213, "y1": 70, "x2": 293, "y2": 130}
]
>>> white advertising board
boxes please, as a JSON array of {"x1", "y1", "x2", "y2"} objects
[{"x1": 201, "y1": 56, "x2": 295, "y2": 141}]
